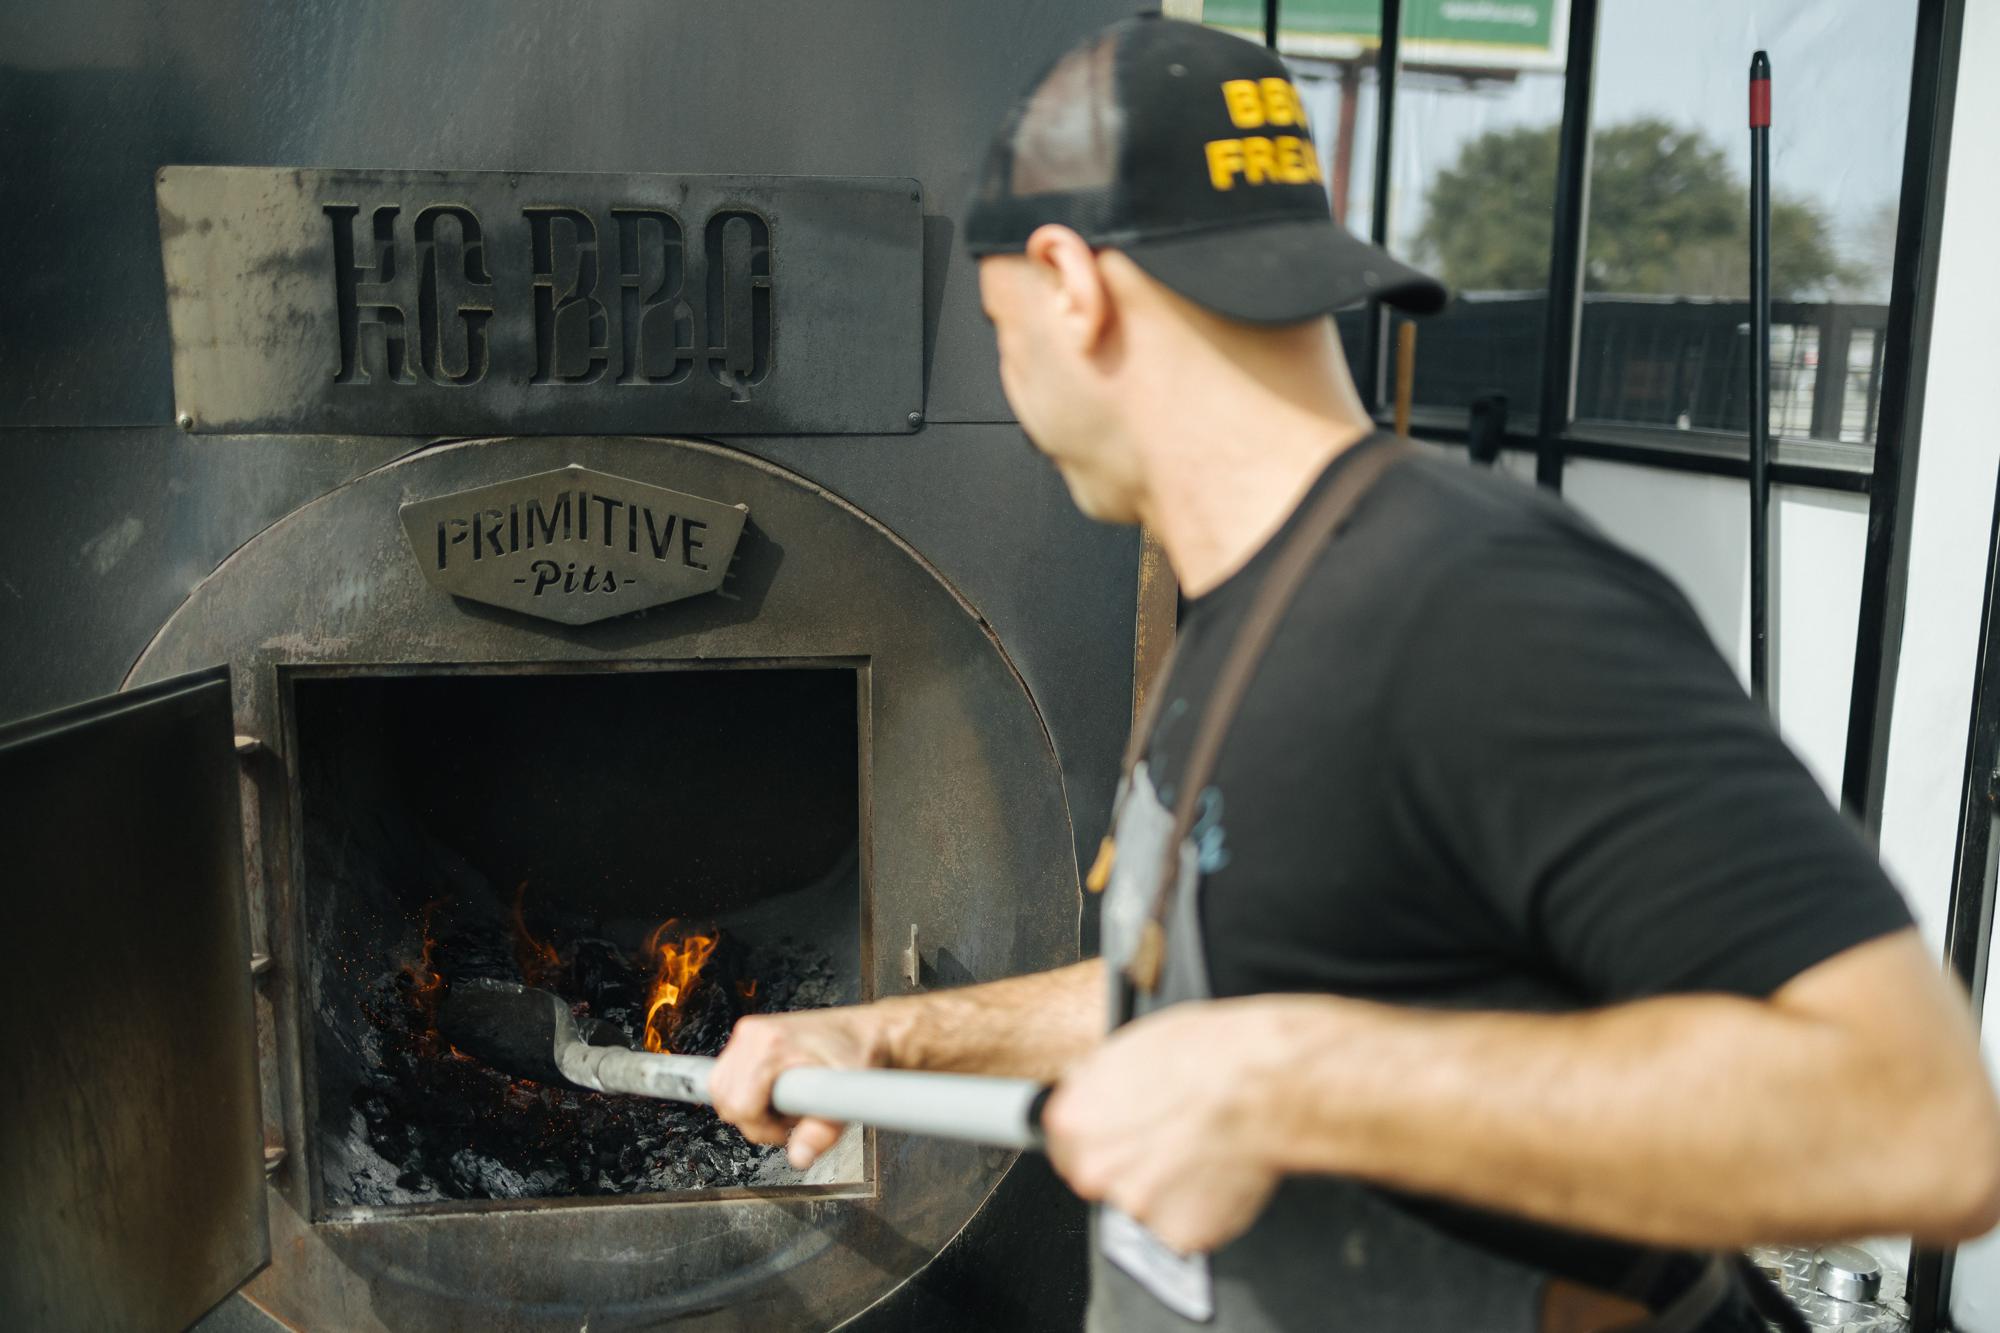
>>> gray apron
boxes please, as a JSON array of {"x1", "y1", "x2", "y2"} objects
[{"x1": 1088, "y1": 761, "x2": 1551, "y2": 1333}]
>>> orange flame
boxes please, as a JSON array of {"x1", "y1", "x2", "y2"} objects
[
  {"x1": 401, "y1": 899, "x2": 446, "y2": 1039},
  {"x1": 641, "y1": 919, "x2": 718, "y2": 1053},
  {"x1": 512, "y1": 881, "x2": 563, "y2": 988}
]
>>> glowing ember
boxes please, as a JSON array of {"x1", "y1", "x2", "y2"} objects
[
  {"x1": 341, "y1": 892, "x2": 840, "y2": 1204},
  {"x1": 642, "y1": 920, "x2": 719, "y2": 1053},
  {"x1": 398, "y1": 900, "x2": 447, "y2": 1048},
  {"x1": 511, "y1": 881, "x2": 563, "y2": 988}
]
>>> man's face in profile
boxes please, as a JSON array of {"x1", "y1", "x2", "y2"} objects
[{"x1": 977, "y1": 248, "x2": 1143, "y2": 526}]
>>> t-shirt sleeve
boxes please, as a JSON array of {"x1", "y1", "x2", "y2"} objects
[{"x1": 1388, "y1": 524, "x2": 1912, "y2": 1003}]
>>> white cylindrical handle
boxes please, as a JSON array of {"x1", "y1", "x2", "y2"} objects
[
  {"x1": 560, "y1": 1043, "x2": 1047, "y2": 1150},
  {"x1": 772, "y1": 1067, "x2": 1048, "y2": 1150}
]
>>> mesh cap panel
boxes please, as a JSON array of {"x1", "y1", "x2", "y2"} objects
[{"x1": 963, "y1": 15, "x2": 1447, "y2": 321}]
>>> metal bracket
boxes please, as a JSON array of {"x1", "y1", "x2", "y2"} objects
[
  {"x1": 233, "y1": 716, "x2": 287, "y2": 1201},
  {"x1": 901, "y1": 924, "x2": 920, "y2": 989}
]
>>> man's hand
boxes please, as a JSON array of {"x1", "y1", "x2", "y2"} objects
[
  {"x1": 1043, "y1": 999, "x2": 1286, "y2": 1254},
  {"x1": 709, "y1": 1005, "x2": 894, "y2": 1169},
  {"x1": 709, "y1": 961, "x2": 1108, "y2": 1168}
]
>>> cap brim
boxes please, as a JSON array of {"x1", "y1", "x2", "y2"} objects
[{"x1": 1120, "y1": 218, "x2": 1447, "y2": 324}]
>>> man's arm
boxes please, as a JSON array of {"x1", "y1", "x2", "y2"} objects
[
  {"x1": 710, "y1": 959, "x2": 1103, "y2": 1164},
  {"x1": 878, "y1": 957, "x2": 1107, "y2": 1079},
  {"x1": 1043, "y1": 930, "x2": 2000, "y2": 1254}
]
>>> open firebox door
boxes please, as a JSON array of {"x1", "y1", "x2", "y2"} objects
[{"x1": 0, "y1": 668, "x2": 270, "y2": 1331}]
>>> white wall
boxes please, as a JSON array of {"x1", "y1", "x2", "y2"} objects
[
  {"x1": 1559, "y1": 459, "x2": 1868, "y2": 802},
  {"x1": 1494, "y1": 448, "x2": 1540, "y2": 486},
  {"x1": 1875, "y1": 0, "x2": 2000, "y2": 957},
  {"x1": 1897, "y1": 0, "x2": 2000, "y2": 1325}
]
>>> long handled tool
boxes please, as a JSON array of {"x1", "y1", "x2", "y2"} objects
[
  {"x1": 1748, "y1": 49, "x2": 1773, "y2": 706},
  {"x1": 442, "y1": 978, "x2": 1050, "y2": 1150}
]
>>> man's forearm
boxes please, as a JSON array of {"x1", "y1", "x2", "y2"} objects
[
  {"x1": 873, "y1": 959, "x2": 1105, "y2": 1082},
  {"x1": 1237, "y1": 975, "x2": 1996, "y2": 1246}
]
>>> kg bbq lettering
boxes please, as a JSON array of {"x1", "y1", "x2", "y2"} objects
[
  {"x1": 400, "y1": 465, "x2": 750, "y2": 627},
  {"x1": 327, "y1": 201, "x2": 772, "y2": 397}
]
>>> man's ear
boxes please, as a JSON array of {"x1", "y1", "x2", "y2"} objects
[{"x1": 1024, "y1": 225, "x2": 1113, "y2": 354}]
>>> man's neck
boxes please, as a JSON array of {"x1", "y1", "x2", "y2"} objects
[
  {"x1": 1105, "y1": 287, "x2": 1379, "y2": 599},
  {"x1": 1140, "y1": 406, "x2": 1373, "y2": 599}
]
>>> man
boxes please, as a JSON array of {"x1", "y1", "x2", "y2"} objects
[{"x1": 712, "y1": 15, "x2": 2000, "y2": 1331}]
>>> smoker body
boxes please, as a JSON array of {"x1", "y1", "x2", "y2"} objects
[{"x1": 0, "y1": 2, "x2": 1145, "y2": 1328}]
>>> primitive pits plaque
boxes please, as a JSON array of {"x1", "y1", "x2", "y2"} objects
[
  {"x1": 156, "y1": 167, "x2": 923, "y2": 436},
  {"x1": 399, "y1": 465, "x2": 748, "y2": 625}
]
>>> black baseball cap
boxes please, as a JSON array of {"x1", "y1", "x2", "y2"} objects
[{"x1": 965, "y1": 14, "x2": 1446, "y2": 324}]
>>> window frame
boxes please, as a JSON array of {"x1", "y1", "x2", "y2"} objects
[
  {"x1": 1258, "y1": 1, "x2": 1968, "y2": 1322},
  {"x1": 1259, "y1": 0, "x2": 1955, "y2": 819}
]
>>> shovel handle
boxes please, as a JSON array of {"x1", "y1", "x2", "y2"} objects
[
  {"x1": 772, "y1": 1066, "x2": 1051, "y2": 1150},
  {"x1": 557, "y1": 1043, "x2": 1050, "y2": 1150}
]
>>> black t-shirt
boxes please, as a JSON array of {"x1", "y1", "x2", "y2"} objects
[{"x1": 1137, "y1": 434, "x2": 1912, "y2": 1281}]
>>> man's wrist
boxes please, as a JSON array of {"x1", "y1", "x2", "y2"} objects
[
  {"x1": 862, "y1": 994, "x2": 926, "y2": 1070},
  {"x1": 1223, "y1": 995, "x2": 1353, "y2": 1177}
]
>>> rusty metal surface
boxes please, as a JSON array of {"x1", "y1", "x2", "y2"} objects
[
  {"x1": 397, "y1": 464, "x2": 750, "y2": 623},
  {"x1": 0, "y1": 0, "x2": 1134, "y2": 431},
  {"x1": 748, "y1": 428, "x2": 1143, "y2": 972},
  {"x1": 0, "y1": 670, "x2": 269, "y2": 1331},
  {"x1": 127, "y1": 436, "x2": 1083, "y2": 1331},
  {"x1": 157, "y1": 167, "x2": 922, "y2": 437},
  {"x1": 1, "y1": 2, "x2": 1147, "y2": 1322},
  {"x1": 0, "y1": 424, "x2": 1140, "y2": 920},
  {"x1": 0, "y1": 428, "x2": 418, "y2": 722}
]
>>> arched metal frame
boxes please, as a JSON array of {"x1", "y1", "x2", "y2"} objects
[{"x1": 126, "y1": 436, "x2": 1084, "y2": 1332}]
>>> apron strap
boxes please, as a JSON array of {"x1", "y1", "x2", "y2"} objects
[
  {"x1": 1547, "y1": 1252, "x2": 1811, "y2": 1333},
  {"x1": 1541, "y1": 1254, "x2": 1741, "y2": 1333},
  {"x1": 1622, "y1": 1254, "x2": 1733, "y2": 1333},
  {"x1": 1120, "y1": 638, "x2": 1180, "y2": 778},
  {"x1": 1124, "y1": 436, "x2": 1415, "y2": 992}
]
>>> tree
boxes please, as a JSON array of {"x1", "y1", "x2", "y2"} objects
[
  {"x1": 1414, "y1": 118, "x2": 1851, "y2": 300},
  {"x1": 1833, "y1": 199, "x2": 1899, "y2": 303}
]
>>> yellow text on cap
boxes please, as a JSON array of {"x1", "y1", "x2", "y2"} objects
[
  {"x1": 1221, "y1": 77, "x2": 1306, "y2": 129},
  {"x1": 1204, "y1": 135, "x2": 1321, "y2": 190}
]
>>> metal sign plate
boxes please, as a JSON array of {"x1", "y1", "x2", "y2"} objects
[
  {"x1": 399, "y1": 464, "x2": 748, "y2": 624},
  {"x1": 157, "y1": 167, "x2": 923, "y2": 436}
]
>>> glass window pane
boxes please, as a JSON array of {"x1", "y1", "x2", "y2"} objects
[
  {"x1": 1387, "y1": 0, "x2": 1569, "y2": 423},
  {"x1": 1577, "y1": 1, "x2": 1916, "y2": 449},
  {"x1": 1293, "y1": 54, "x2": 1382, "y2": 371}
]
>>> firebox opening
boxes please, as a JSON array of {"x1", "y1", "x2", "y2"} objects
[{"x1": 289, "y1": 663, "x2": 867, "y2": 1217}]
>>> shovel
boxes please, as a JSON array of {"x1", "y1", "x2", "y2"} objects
[{"x1": 440, "y1": 977, "x2": 1050, "y2": 1150}]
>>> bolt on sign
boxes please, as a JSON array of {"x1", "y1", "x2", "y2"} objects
[
  {"x1": 398, "y1": 465, "x2": 748, "y2": 625},
  {"x1": 156, "y1": 167, "x2": 923, "y2": 436},
  {"x1": 1203, "y1": 0, "x2": 1563, "y2": 71}
]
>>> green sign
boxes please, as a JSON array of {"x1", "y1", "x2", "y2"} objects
[{"x1": 1204, "y1": 0, "x2": 1562, "y2": 71}]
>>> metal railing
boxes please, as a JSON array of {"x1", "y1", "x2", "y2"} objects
[{"x1": 1346, "y1": 295, "x2": 1892, "y2": 447}]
